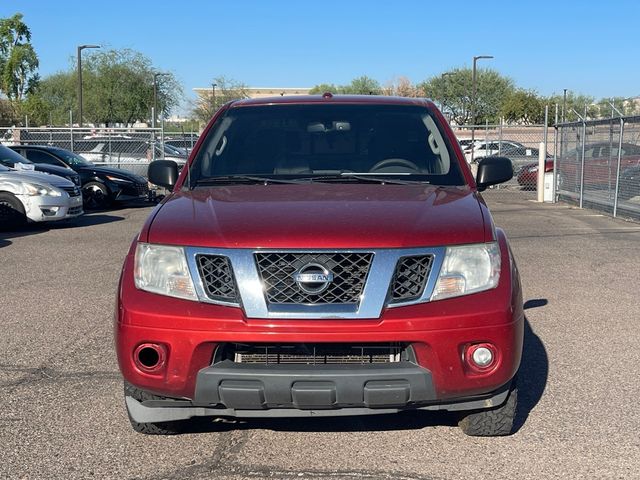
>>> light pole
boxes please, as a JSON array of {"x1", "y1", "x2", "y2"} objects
[
  {"x1": 470, "y1": 55, "x2": 493, "y2": 163},
  {"x1": 562, "y1": 88, "x2": 568, "y2": 123},
  {"x1": 153, "y1": 73, "x2": 170, "y2": 129},
  {"x1": 211, "y1": 83, "x2": 217, "y2": 113},
  {"x1": 77, "y1": 44, "x2": 100, "y2": 127}
]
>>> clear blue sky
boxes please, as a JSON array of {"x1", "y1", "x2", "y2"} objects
[{"x1": 3, "y1": 0, "x2": 639, "y2": 111}]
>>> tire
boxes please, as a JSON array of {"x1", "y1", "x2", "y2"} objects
[
  {"x1": 82, "y1": 181, "x2": 111, "y2": 210},
  {"x1": 124, "y1": 381, "x2": 190, "y2": 435},
  {"x1": 458, "y1": 380, "x2": 518, "y2": 437},
  {"x1": 0, "y1": 192, "x2": 27, "y2": 230}
]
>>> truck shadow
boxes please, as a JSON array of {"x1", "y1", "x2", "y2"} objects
[{"x1": 185, "y1": 307, "x2": 548, "y2": 436}]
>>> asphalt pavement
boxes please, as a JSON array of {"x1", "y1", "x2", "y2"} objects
[{"x1": 1, "y1": 195, "x2": 640, "y2": 479}]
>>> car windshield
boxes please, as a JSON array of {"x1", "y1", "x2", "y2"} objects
[
  {"x1": 0, "y1": 144, "x2": 33, "y2": 167},
  {"x1": 189, "y1": 103, "x2": 465, "y2": 186},
  {"x1": 51, "y1": 149, "x2": 94, "y2": 167}
]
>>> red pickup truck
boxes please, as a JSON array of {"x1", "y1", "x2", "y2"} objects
[{"x1": 116, "y1": 95, "x2": 524, "y2": 437}]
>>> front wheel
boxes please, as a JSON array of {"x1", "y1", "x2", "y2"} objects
[
  {"x1": 457, "y1": 380, "x2": 518, "y2": 437},
  {"x1": 124, "y1": 382, "x2": 190, "y2": 435},
  {"x1": 0, "y1": 192, "x2": 27, "y2": 230},
  {"x1": 82, "y1": 182, "x2": 111, "y2": 210}
]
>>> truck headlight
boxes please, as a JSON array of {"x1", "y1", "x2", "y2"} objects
[
  {"x1": 431, "y1": 242, "x2": 501, "y2": 300},
  {"x1": 134, "y1": 243, "x2": 197, "y2": 300},
  {"x1": 23, "y1": 182, "x2": 62, "y2": 197}
]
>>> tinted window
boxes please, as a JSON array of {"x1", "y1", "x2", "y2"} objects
[
  {"x1": 191, "y1": 104, "x2": 464, "y2": 185},
  {"x1": 25, "y1": 150, "x2": 66, "y2": 166},
  {"x1": 0, "y1": 145, "x2": 32, "y2": 167}
]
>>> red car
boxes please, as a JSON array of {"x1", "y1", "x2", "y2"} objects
[
  {"x1": 518, "y1": 142, "x2": 640, "y2": 190},
  {"x1": 116, "y1": 95, "x2": 524, "y2": 437}
]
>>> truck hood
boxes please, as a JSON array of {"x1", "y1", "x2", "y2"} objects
[{"x1": 146, "y1": 184, "x2": 489, "y2": 249}]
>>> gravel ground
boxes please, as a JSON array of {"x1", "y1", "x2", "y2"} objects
[{"x1": 1, "y1": 196, "x2": 639, "y2": 479}]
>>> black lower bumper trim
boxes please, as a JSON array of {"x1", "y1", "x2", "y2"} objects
[{"x1": 193, "y1": 360, "x2": 435, "y2": 409}]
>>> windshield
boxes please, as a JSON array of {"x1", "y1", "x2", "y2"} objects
[
  {"x1": 51, "y1": 148, "x2": 93, "y2": 167},
  {"x1": 0, "y1": 144, "x2": 32, "y2": 167},
  {"x1": 190, "y1": 104, "x2": 465, "y2": 186}
]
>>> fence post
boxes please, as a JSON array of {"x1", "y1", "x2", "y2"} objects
[
  {"x1": 498, "y1": 117, "x2": 503, "y2": 156},
  {"x1": 69, "y1": 109, "x2": 74, "y2": 153},
  {"x1": 160, "y1": 117, "x2": 165, "y2": 159},
  {"x1": 612, "y1": 116, "x2": 625, "y2": 218},
  {"x1": 579, "y1": 117, "x2": 586, "y2": 209},
  {"x1": 553, "y1": 104, "x2": 558, "y2": 203}
]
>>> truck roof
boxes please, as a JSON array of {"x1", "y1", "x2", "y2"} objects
[{"x1": 229, "y1": 94, "x2": 436, "y2": 109}]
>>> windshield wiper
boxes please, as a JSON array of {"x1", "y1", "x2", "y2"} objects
[
  {"x1": 194, "y1": 175, "x2": 308, "y2": 186},
  {"x1": 304, "y1": 173, "x2": 430, "y2": 185}
]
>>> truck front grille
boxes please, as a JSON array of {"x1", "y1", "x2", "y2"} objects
[
  {"x1": 223, "y1": 343, "x2": 408, "y2": 365},
  {"x1": 196, "y1": 254, "x2": 238, "y2": 302},
  {"x1": 389, "y1": 255, "x2": 433, "y2": 303},
  {"x1": 255, "y1": 252, "x2": 373, "y2": 305}
]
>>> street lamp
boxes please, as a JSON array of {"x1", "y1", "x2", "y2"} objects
[
  {"x1": 153, "y1": 72, "x2": 171, "y2": 129},
  {"x1": 211, "y1": 83, "x2": 217, "y2": 112},
  {"x1": 470, "y1": 55, "x2": 493, "y2": 163},
  {"x1": 77, "y1": 44, "x2": 101, "y2": 127}
]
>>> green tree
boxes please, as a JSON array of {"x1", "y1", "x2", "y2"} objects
[
  {"x1": 595, "y1": 96, "x2": 639, "y2": 118},
  {"x1": 546, "y1": 91, "x2": 596, "y2": 122},
  {"x1": 82, "y1": 49, "x2": 182, "y2": 126},
  {"x1": 191, "y1": 75, "x2": 249, "y2": 124},
  {"x1": 419, "y1": 68, "x2": 515, "y2": 125},
  {"x1": 0, "y1": 13, "x2": 39, "y2": 101},
  {"x1": 308, "y1": 83, "x2": 340, "y2": 94},
  {"x1": 23, "y1": 48, "x2": 182, "y2": 126},
  {"x1": 341, "y1": 75, "x2": 382, "y2": 95},
  {"x1": 309, "y1": 76, "x2": 382, "y2": 95},
  {"x1": 22, "y1": 71, "x2": 74, "y2": 125},
  {"x1": 501, "y1": 89, "x2": 545, "y2": 125}
]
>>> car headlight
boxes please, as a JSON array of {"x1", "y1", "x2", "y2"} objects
[
  {"x1": 431, "y1": 242, "x2": 501, "y2": 301},
  {"x1": 134, "y1": 243, "x2": 197, "y2": 301},
  {"x1": 106, "y1": 175, "x2": 132, "y2": 183},
  {"x1": 22, "y1": 182, "x2": 62, "y2": 197}
]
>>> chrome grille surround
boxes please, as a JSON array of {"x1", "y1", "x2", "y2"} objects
[
  {"x1": 255, "y1": 252, "x2": 373, "y2": 305},
  {"x1": 184, "y1": 247, "x2": 446, "y2": 319}
]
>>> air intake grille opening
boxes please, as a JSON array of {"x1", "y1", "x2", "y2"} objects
[
  {"x1": 390, "y1": 255, "x2": 433, "y2": 303},
  {"x1": 255, "y1": 252, "x2": 373, "y2": 305},
  {"x1": 196, "y1": 254, "x2": 238, "y2": 302},
  {"x1": 220, "y1": 343, "x2": 410, "y2": 365}
]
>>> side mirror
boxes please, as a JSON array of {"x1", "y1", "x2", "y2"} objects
[
  {"x1": 148, "y1": 160, "x2": 179, "y2": 190},
  {"x1": 476, "y1": 156, "x2": 513, "y2": 192}
]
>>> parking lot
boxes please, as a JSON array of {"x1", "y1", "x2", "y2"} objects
[{"x1": 1, "y1": 196, "x2": 640, "y2": 479}]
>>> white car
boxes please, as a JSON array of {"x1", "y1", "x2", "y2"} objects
[
  {"x1": 464, "y1": 140, "x2": 528, "y2": 163},
  {"x1": 0, "y1": 164, "x2": 83, "y2": 229}
]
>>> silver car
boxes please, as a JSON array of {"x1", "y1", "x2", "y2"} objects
[{"x1": 0, "y1": 164, "x2": 83, "y2": 229}]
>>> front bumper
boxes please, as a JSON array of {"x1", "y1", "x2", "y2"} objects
[
  {"x1": 110, "y1": 181, "x2": 149, "y2": 201},
  {"x1": 20, "y1": 194, "x2": 83, "y2": 222},
  {"x1": 116, "y1": 230, "x2": 524, "y2": 410},
  {"x1": 126, "y1": 365, "x2": 513, "y2": 423}
]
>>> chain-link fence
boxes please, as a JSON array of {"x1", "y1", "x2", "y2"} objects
[
  {"x1": 451, "y1": 121, "x2": 551, "y2": 202},
  {"x1": 0, "y1": 127, "x2": 198, "y2": 178},
  {"x1": 555, "y1": 115, "x2": 640, "y2": 221}
]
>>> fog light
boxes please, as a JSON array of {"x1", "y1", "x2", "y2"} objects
[
  {"x1": 133, "y1": 343, "x2": 166, "y2": 373},
  {"x1": 472, "y1": 347, "x2": 493, "y2": 367},
  {"x1": 464, "y1": 343, "x2": 497, "y2": 372}
]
